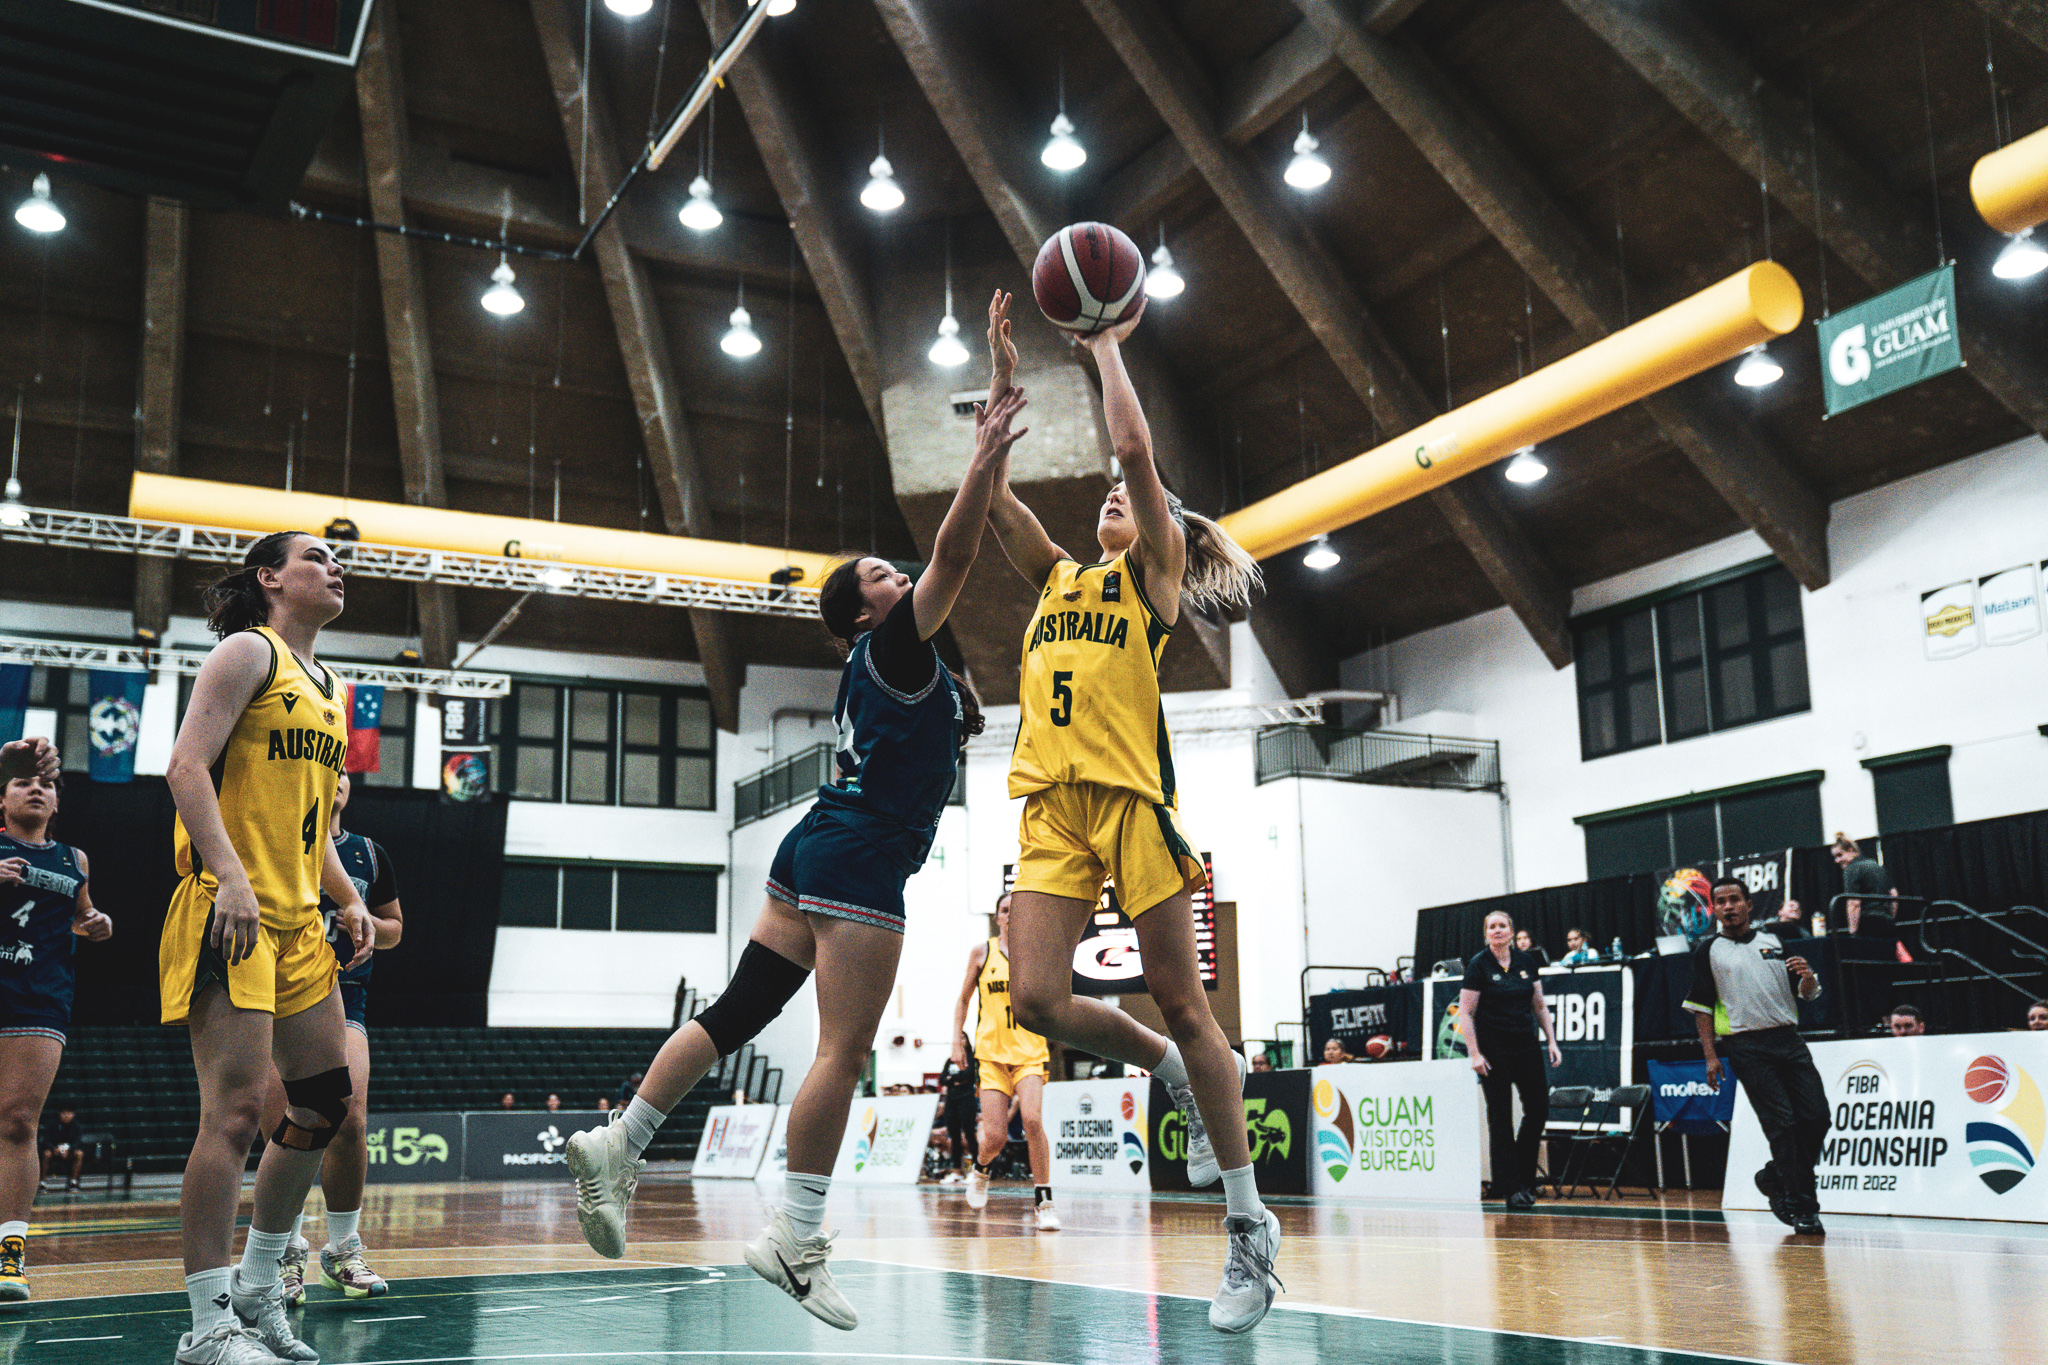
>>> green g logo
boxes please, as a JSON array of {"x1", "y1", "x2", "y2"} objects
[
  {"x1": 1414, "y1": 444, "x2": 1433, "y2": 469},
  {"x1": 1157, "y1": 1109, "x2": 1186, "y2": 1162}
]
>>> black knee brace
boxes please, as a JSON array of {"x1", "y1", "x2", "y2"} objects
[
  {"x1": 695, "y1": 941, "x2": 810, "y2": 1056},
  {"x1": 274, "y1": 1065, "x2": 351, "y2": 1150}
]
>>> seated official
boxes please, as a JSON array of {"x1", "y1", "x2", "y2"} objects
[
  {"x1": 1888, "y1": 1004, "x2": 1927, "y2": 1037},
  {"x1": 1558, "y1": 928, "x2": 1598, "y2": 966},
  {"x1": 1514, "y1": 929, "x2": 1550, "y2": 967},
  {"x1": 1320, "y1": 1037, "x2": 1354, "y2": 1066},
  {"x1": 2029, "y1": 999, "x2": 2048, "y2": 1031},
  {"x1": 1249, "y1": 1052, "x2": 1274, "y2": 1073}
]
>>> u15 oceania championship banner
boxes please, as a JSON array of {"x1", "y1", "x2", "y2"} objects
[
  {"x1": 1725, "y1": 1032, "x2": 2048, "y2": 1224},
  {"x1": 1039, "y1": 1079, "x2": 1152, "y2": 1191}
]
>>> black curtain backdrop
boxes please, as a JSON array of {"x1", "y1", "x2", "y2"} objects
[
  {"x1": 1414, "y1": 874, "x2": 1657, "y2": 973},
  {"x1": 52, "y1": 778, "x2": 505, "y2": 1028}
]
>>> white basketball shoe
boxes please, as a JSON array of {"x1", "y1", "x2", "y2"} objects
[{"x1": 566, "y1": 1112, "x2": 644, "y2": 1260}]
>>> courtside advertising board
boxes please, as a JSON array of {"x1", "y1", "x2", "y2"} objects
[
  {"x1": 1040, "y1": 1079, "x2": 1153, "y2": 1191},
  {"x1": 691, "y1": 1103, "x2": 782, "y2": 1178},
  {"x1": 1309, "y1": 1060, "x2": 1481, "y2": 1202},
  {"x1": 829, "y1": 1094, "x2": 936, "y2": 1184},
  {"x1": 1725, "y1": 1031, "x2": 2048, "y2": 1223}
]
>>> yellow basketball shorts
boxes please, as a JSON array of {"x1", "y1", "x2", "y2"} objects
[
  {"x1": 1012, "y1": 781, "x2": 1207, "y2": 918},
  {"x1": 977, "y1": 1058, "x2": 1048, "y2": 1098},
  {"x1": 159, "y1": 877, "x2": 337, "y2": 1024}
]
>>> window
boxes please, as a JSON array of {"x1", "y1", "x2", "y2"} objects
[
  {"x1": 1578, "y1": 773, "x2": 1824, "y2": 879},
  {"x1": 1574, "y1": 561, "x2": 1810, "y2": 760},
  {"x1": 1864, "y1": 747, "x2": 1953, "y2": 834},
  {"x1": 488, "y1": 681, "x2": 715, "y2": 809},
  {"x1": 21, "y1": 667, "x2": 96, "y2": 774},
  {"x1": 496, "y1": 860, "x2": 720, "y2": 932}
]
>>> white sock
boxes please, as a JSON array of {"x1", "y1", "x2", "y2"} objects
[
  {"x1": 1152, "y1": 1039, "x2": 1190, "y2": 1089},
  {"x1": 1221, "y1": 1164, "x2": 1265, "y2": 1221},
  {"x1": 187, "y1": 1267, "x2": 234, "y2": 1335},
  {"x1": 782, "y1": 1172, "x2": 831, "y2": 1240},
  {"x1": 0, "y1": 1219, "x2": 26, "y2": 1243},
  {"x1": 237, "y1": 1227, "x2": 292, "y2": 1291},
  {"x1": 326, "y1": 1208, "x2": 360, "y2": 1251},
  {"x1": 620, "y1": 1095, "x2": 666, "y2": 1160},
  {"x1": 290, "y1": 1211, "x2": 309, "y2": 1252}
]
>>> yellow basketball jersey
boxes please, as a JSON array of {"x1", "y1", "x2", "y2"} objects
[
  {"x1": 173, "y1": 627, "x2": 347, "y2": 931},
  {"x1": 974, "y1": 937, "x2": 1049, "y2": 1067},
  {"x1": 1009, "y1": 549, "x2": 1177, "y2": 805}
]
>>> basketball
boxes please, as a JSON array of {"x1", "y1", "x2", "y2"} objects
[
  {"x1": 1364, "y1": 1035, "x2": 1393, "y2": 1061},
  {"x1": 1032, "y1": 222, "x2": 1147, "y2": 335},
  {"x1": 1965, "y1": 1055, "x2": 2011, "y2": 1104}
]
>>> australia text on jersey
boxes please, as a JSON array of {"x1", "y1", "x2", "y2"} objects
[
  {"x1": 266, "y1": 726, "x2": 348, "y2": 773},
  {"x1": 1027, "y1": 609, "x2": 1130, "y2": 653}
]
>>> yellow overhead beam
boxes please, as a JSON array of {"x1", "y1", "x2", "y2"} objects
[
  {"x1": 128, "y1": 473, "x2": 841, "y2": 589},
  {"x1": 1219, "y1": 262, "x2": 1804, "y2": 562},
  {"x1": 1971, "y1": 124, "x2": 2048, "y2": 235}
]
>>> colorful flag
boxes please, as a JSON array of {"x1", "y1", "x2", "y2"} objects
[
  {"x1": 0, "y1": 664, "x2": 26, "y2": 744},
  {"x1": 86, "y1": 670, "x2": 148, "y2": 783},
  {"x1": 346, "y1": 683, "x2": 383, "y2": 774}
]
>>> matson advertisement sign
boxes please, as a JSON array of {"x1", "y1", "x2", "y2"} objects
[
  {"x1": 1726, "y1": 1032, "x2": 2048, "y2": 1223},
  {"x1": 1309, "y1": 1060, "x2": 1480, "y2": 1202},
  {"x1": 1039, "y1": 1080, "x2": 1152, "y2": 1191}
]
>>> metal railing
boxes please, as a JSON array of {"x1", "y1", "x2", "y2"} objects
[
  {"x1": 733, "y1": 743, "x2": 966, "y2": 828},
  {"x1": 1255, "y1": 724, "x2": 1502, "y2": 791}
]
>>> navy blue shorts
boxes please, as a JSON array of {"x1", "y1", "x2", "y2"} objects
[
  {"x1": 766, "y1": 809, "x2": 908, "y2": 935},
  {"x1": 0, "y1": 976, "x2": 69, "y2": 1044},
  {"x1": 339, "y1": 979, "x2": 369, "y2": 1033}
]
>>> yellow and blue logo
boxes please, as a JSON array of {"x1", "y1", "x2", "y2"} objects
[
  {"x1": 1120, "y1": 1089, "x2": 1146, "y2": 1173},
  {"x1": 852, "y1": 1106, "x2": 878, "y2": 1172},
  {"x1": 1964, "y1": 1055, "x2": 2041, "y2": 1194},
  {"x1": 1313, "y1": 1078, "x2": 1354, "y2": 1182}
]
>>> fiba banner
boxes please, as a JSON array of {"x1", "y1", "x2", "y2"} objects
[
  {"x1": 1539, "y1": 966, "x2": 1631, "y2": 1100},
  {"x1": 461, "y1": 1110, "x2": 606, "y2": 1181},
  {"x1": 1309, "y1": 1060, "x2": 1480, "y2": 1201},
  {"x1": 1726, "y1": 1032, "x2": 2048, "y2": 1224},
  {"x1": 1148, "y1": 1070, "x2": 1311, "y2": 1195},
  {"x1": 1039, "y1": 1079, "x2": 1152, "y2": 1191},
  {"x1": 692, "y1": 1103, "x2": 781, "y2": 1178},
  {"x1": 364, "y1": 1111, "x2": 463, "y2": 1185},
  {"x1": 829, "y1": 1094, "x2": 936, "y2": 1185}
]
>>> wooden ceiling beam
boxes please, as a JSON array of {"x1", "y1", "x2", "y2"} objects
[
  {"x1": 134, "y1": 196, "x2": 185, "y2": 640},
  {"x1": 530, "y1": 0, "x2": 740, "y2": 730},
  {"x1": 1293, "y1": 0, "x2": 1829, "y2": 592},
  {"x1": 356, "y1": 3, "x2": 459, "y2": 669},
  {"x1": 1562, "y1": 0, "x2": 2048, "y2": 442},
  {"x1": 1080, "y1": 0, "x2": 1573, "y2": 669},
  {"x1": 694, "y1": 0, "x2": 885, "y2": 443},
  {"x1": 1969, "y1": 0, "x2": 2048, "y2": 57}
]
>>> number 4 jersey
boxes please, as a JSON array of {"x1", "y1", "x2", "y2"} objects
[
  {"x1": 172, "y1": 626, "x2": 347, "y2": 931},
  {"x1": 1010, "y1": 549, "x2": 1177, "y2": 806},
  {"x1": 0, "y1": 831, "x2": 86, "y2": 1025}
]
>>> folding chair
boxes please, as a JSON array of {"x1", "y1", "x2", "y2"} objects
[
  {"x1": 1550, "y1": 1085, "x2": 1657, "y2": 1199},
  {"x1": 1539, "y1": 1086, "x2": 1597, "y2": 1197}
]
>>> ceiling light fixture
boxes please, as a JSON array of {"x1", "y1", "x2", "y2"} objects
[
  {"x1": 1503, "y1": 446, "x2": 1548, "y2": 484},
  {"x1": 1992, "y1": 227, "x2": 2048, "y2": 280},
  {"x1": 14, "y1": 174, "x2": 64, "y2": 234},
  {"x1": 861, "y1": 123, "x2": 904, "y2": 215},
  {"x1": 1301, "y1": 534, "x2": 1339, "y2": 571},
  {"x1": 1732, "y1": 342, "x2": 1782, "y2": 388},
  {"x1": 722, "y1": 282, "x2": 762, "y2": 358},
  {"x1": 480, "y1": 256, "x2": 524, "y2": 316},
  {"x1": 540, "y1": 565, "x2": 576, "y2": 589},
  {"x1": 1145, "y1": 226, "x2": 1185, "y2": 299},
  {"x1": 929, "y1": 223, "x2": 968, "y2": 367},
  {"x1": 604, "y1": 0, "x2": 652, "y2": 13},
  {"x1": 1042, "y1": 59, "x2": 1086, "y2": 173},
  {"x1": 747, "y1": 0, "x2": 796, "y2": 14},
  {"x1": 679, "y1": 175, "x2": 723, "y2": 232},
  {"x1": 1, "y1": 398, "x2": 27, "y2": 529},
  {"x1": 1284, "y1": 113, "x2": 1331, "y2": 192}
]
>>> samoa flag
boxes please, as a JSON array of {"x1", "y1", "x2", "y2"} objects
[{"x1": 345, "y1": 683, "x2": 383, "y2": 774}]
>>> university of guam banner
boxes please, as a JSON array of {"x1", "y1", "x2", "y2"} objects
[
  {"x1": 86, "y1": 669, "x2": 147, "y2": 782},
  {"x1": 1818, "y1": 264, "x2": 1961, "y2": 417}
]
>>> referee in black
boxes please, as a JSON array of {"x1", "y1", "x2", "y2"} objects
[{"x1": 1686, "y1": 876, "x2": 1830, "y2": 1237}]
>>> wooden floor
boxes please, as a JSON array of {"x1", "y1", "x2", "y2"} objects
[{"x1": 8, "y1": 1172, "x2": 2047, "y2": 1364}]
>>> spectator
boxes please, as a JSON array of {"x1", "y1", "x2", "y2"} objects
[
  {"x1": 1832, "y1": 834, "x2": 1897, "y2": 939},
  {"x1": 1888, "y1": 1005, "x2": 1926, "y2": 1037},
  {"x1": 613, "y1": 1072, "x2": 644, "y2": 1108},
  {"x1": 2028, "y1": 1000, "x2": 2048, "y2": 1031},
  {"x1": 499, "y1": 1093, "x2": 517, "y2": 1111},
  {"x1": 1558, "y1": 928, "x2": 1598, "y2": 966},
  {"x1": 597, "y1": 1097, "x2": 612, "y2": 1113},
  {"x1": 1320, "y1": 1037, "x2": 1354, "y2": 1066},
  {"x1": 545, "y1": 1094, "x2": 562, "y2": 1112},
  {"x1": 1514, "y1": 929, "x2": 1550, "y2": 967},
  {"x1": 1249, "y1": 1052, "x2": 1274, "y2": 1074},
  {"x1": 39, "y1": 1105, "x2": 84, "y2": 1192},
  {"x1": 1777, "y1": 898, "x2": 1804, "y2": 927}
]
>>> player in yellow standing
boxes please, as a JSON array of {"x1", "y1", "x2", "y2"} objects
[
  {"x1": 950, "y1": 891, "x2": 1058, "y2": 1231},
  {"x1": 161, "y1": 532, "x2": 373, "y2": 1365},
  {"x1": 980, "y1": 290, "x2": 1280, "y2": 1333}
]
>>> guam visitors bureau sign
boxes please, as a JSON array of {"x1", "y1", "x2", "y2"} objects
[
  {"x1": 1310, "y1": 1060, "x2": 1480, "y2": 1201},
  {"x1": 1726, "y1": 1033, "x2": 2048, "y2": 1223}
]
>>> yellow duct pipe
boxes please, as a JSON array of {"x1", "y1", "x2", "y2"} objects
[
  {"x1": 128, "y1": 473, "x2": 842, "y2": 588},
  {"x1": 1219, "y1": 261, "x2": 1804, "y2": 562},
  {"x1": 1971, "y1": 124, "x2": 2048, "y2": 234}
]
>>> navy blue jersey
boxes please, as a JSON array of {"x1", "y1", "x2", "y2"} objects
[
  {"x1": 810, "y1": 594, "x2": 962, "y2": 872},
  {"x1": 0, "y1": 831, "x2": 86, "y2": 1019},
  {"x1": 321, "y1": 831, "x2": 396, "y2": 984}
]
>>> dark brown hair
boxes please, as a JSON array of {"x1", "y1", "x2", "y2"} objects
[
  {"x1": 202, "y1": 530, "x2": 309, "y2": 638},
  {"x1": 816, "y1": 555, "x2": 984, "y2": 744}
]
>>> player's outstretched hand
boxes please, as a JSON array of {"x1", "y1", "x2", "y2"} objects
[
  {"x1": 987, "y1": 289, "x2": 1017, "y2": 383},
  {"x1": 972, "y1": 387, "x2": 1029, "y2": 468},
  {"x1": 1081, "y1": 310, "x2": 1143, "y2": 354},
  {"x1": 0, "y1": 737, "x2": 59, "y2": 782}
]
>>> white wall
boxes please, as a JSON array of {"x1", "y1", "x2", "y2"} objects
[{"x1": 1341, "y1": 434, "x2": 2048, "y2": 896}]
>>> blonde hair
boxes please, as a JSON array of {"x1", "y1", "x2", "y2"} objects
[
  {"x1": 1832, "y1": 832, "x2": 1860, "y2": 857},
  {"x1": 1162, "y1": 488, "x2": 1263, "y2": 614}
]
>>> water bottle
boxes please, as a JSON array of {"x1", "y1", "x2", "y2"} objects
[
  {"x1": 1811, "y1": 912, "x2": 1827, "y2": 937},
  {"x1": 1610, "y1": 936, "x2": 1624, "y2": 962}
]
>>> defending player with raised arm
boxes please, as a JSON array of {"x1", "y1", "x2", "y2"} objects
[
  {"x1": 561, "y1": 386, "x2": 1030, "y2": 1332},
  {"x1": 979, "y1": 289, "x2": 1280, "y2": 1334}
]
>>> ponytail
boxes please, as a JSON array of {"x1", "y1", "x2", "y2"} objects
[
  {"x1": 202, "y1": 530, "x2": 306, "y2": 639},
  {"x1": 1160, "y1": 489, "x2": 1263, "y2": 614},
  {"x1": 951, "y1": 669, "x2": 985, "y2": 745}
]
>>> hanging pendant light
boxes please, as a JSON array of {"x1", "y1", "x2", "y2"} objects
[
  {"x1": 1503, "y1": 446, "x2": 1548, "y2": 484},
  {"x1": 1284, "y1": 114, "x2": 1331, "y2": 192},
  {"x1": 0, "y1": 399, "x2": 27, "y2": 528},
  {"x1": 679, "y1": 175, "x2": 723, "y2": 232},
  {"x1": 1042, "y1": 60, "x2": 1085, "y2": 173},
  {"x1": 480, "y1": 256, "x2": 524, "y2": 316},
  {"x1": 604, "y1": 0, "x2": 651, "y2": 14},
  {"x1": 1145, "y1": 227, "x2": 1185, "y2": 299},
  {"x1": 1732, "y1": 342, "x2": 1782, "y2": 388},
  {"x1": 14, "y1": 174, "x2": 64, "y2": 234},
  {"x1": 748, "y1": 0, "x2": 796, "y2": 13},
  {"x1": 1301, "y1": 534, "x2": 1339, "y2": 571},
  {"x1": 1992, "y1": 227, "x2": 2048, "y2": 280},
  {"x1": 862, "y1": 155, "x2": 904, "y2": 214},
  {"x1": 722, "y1": 282, "x2": 762, "y2": 358},
  {"x1": 929, "y1": 223, "x2": 968, "y2": 366}
]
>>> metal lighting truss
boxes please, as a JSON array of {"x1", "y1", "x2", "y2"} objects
[
  {"x1": 0, "y1": 634, "x2": 511, "y2": 697},
  {"x1": 965, "y1": 698, "x2": 1329, "y2": 753},
  {"x1": 0, "y1": 505, "x2": 821, "y2": 619}
]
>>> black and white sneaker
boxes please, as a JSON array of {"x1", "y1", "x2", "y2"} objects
[{"x1": 743, "y1": 1209, "x2": 857, "y2": 1331}]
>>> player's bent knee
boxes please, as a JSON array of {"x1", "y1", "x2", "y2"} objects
[
  {"x1": 695, "y1": 941, "x2": 810, "y2": 1056},
  {"x1": 274, "y1": 1065, "x2": 352, "y2": 1151},
  {"x1": 0, "y1": 1113, "x2": 33, "y2": 1146}
]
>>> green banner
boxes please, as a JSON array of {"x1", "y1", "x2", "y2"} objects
[{"x1": 1817, "y1": 264, "x2": 1961, "y2": 416}]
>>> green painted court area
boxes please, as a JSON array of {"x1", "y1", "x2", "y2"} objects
[{"x1": 0, "y1": 1264, "x2": 1773, "y2": 1365}]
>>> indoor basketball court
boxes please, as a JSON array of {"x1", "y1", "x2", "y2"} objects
[{"x1": 3, "y1": 2, "x2": 2048, "y2": 1365}]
